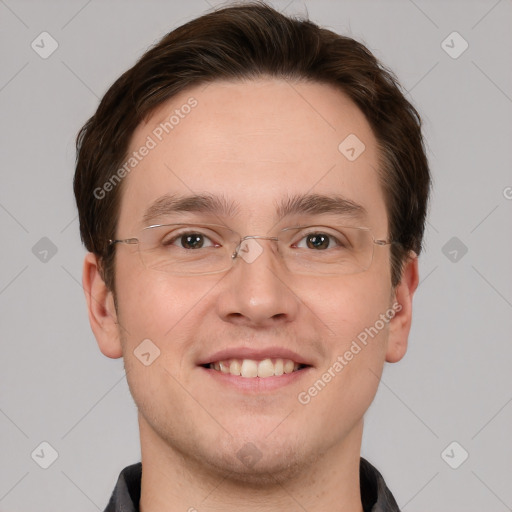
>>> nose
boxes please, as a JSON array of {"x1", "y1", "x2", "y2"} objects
[{"x1": 215, "y1": 237, "x2": 300, "y2": 328}]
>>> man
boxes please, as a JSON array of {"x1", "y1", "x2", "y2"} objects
[{"x1": 74, "y1": 3, "x2": 430, "y2": 511}]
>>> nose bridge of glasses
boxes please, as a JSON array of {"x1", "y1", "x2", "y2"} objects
[
  {"x1": 240, "y1": 234, "x2": 279, "y2": 243},
  {"x1": 232, "y1": 234, "x2": 280, "y2": 262}
]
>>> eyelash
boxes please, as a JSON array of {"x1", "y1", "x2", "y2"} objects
[
  {"x1": 294, "y1": 232, "x2": 344, "y2": 249},
  {"x1": 163, "y1": 229, "x2": 346, "y2": 249},
  {"x1": 162, "y1": 231, "x2": 218, "y2": 248}
]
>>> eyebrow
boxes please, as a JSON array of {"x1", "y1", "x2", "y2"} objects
[
  {"x1": 141, "y1": 192, "x2": 367, "y2": 225},
  {"x1": 275, "y1": 193, "x2": 367, "y2": 221},
  {"x1": 142, "y1": 193, "x2": 240, "y2": 225}
]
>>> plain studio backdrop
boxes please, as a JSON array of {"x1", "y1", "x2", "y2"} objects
[{"x1": 0, "y1": 1, "x2": 511, "y2": 511}]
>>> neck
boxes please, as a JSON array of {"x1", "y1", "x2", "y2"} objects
[{"x1": 138, "y1": 415, "x2": 365, "y2": 512}]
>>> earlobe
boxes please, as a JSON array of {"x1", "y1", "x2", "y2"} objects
[
  {"x1": 82, "y1": 252, "x2": 123, "y2": 359},
  {"x1": 385, "y1": 252, "x2": 419, "y2": 363}
]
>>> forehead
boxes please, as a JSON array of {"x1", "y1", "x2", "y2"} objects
[{"x1": 118, "y1": 79, "x2": 387, "y2": 232}]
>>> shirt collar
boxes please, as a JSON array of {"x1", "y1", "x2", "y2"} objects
[{"x1": 103, "y1": 457, "x2": 400, "y2": 512}]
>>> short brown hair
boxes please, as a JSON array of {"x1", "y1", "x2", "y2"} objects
[{"x1": 74, "y1": 1, "x2": 430, "y2": 291}]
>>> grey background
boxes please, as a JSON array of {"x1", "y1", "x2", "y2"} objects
[{"x1": 1, "y1": 0, "x2": 511, "y2": 510}]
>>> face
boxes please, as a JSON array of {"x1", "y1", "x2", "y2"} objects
[{"x1": 85, "y1": 78, "x2": 416, "y2": 481}]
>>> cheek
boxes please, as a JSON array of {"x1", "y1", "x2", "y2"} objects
[
  {"x1": 114, "y1": 256, "x2": 216, "y2": 348},
  {"x1": 301, "y1": 271, "x2": 391, "y2": 342},
  {"x1": 308, "y1": 274, "x2": 391, "y2": 381},
  {"x1": 296, "y1": 277, "x2": 391, "y2": 434},
  {"x1": 114, "y1": 266, "x2": 220, "y2": 412}
]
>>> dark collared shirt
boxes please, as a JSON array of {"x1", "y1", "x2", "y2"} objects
[{"x1": 103, "y1": 457, "x2": 400, "y2": 511}]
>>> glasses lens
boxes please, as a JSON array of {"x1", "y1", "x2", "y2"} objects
[
  {"x1": 280, "y1": 225, "x2": 374, "y2": 275},
  {"x1": 138, "y1": 224, "x2": 237, "y2": 275},
  {"x1": 135, "y1": 223, "x2": 375, "y2": 276}
]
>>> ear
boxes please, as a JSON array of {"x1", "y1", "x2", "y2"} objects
[
  {"x1": 385, "y1": 252, "x2": 419, "y2": 363},
  {"x1": 82, "y1": 252, "x2": 123, "y2": 359}
]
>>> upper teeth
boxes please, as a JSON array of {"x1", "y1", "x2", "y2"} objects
[{"x1": 209, "y1": 358, "x2": 301, "y2": 378}]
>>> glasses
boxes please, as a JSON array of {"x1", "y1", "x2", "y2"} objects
[{"x1": 109, "y1": 223, "x2": 395, "y2": 276}]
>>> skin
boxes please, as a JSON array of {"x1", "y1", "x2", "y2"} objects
[{"x1": 83, "y1": 79, "x2": 419, "y2": 511}]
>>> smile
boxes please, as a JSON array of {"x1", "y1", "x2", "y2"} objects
[{"x1": 204, "y1": 358, "x2": 307, "y2": 378}]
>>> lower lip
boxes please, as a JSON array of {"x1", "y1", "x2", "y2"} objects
[{"x1": 199, "y1": 366, "x2": 312, "y2": 393}]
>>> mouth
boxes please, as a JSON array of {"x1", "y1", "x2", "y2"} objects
[{"x1": 201, "y1": 358, "x2": 309, "y2": 378}]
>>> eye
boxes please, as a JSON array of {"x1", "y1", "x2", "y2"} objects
[
  {"x1": 297, "y1": 233, "x2": 334, "y2": 250},
  {"x1": 162, "y1": 230, "x2": 218, "y2": 249},
  {"x1": 293, "y1": 229, "x2": 349, "y2": 250}
]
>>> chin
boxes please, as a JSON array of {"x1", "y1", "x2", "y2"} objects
[{"x1": 201, "y1": 439, "x2": 315, "y2": 487}]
